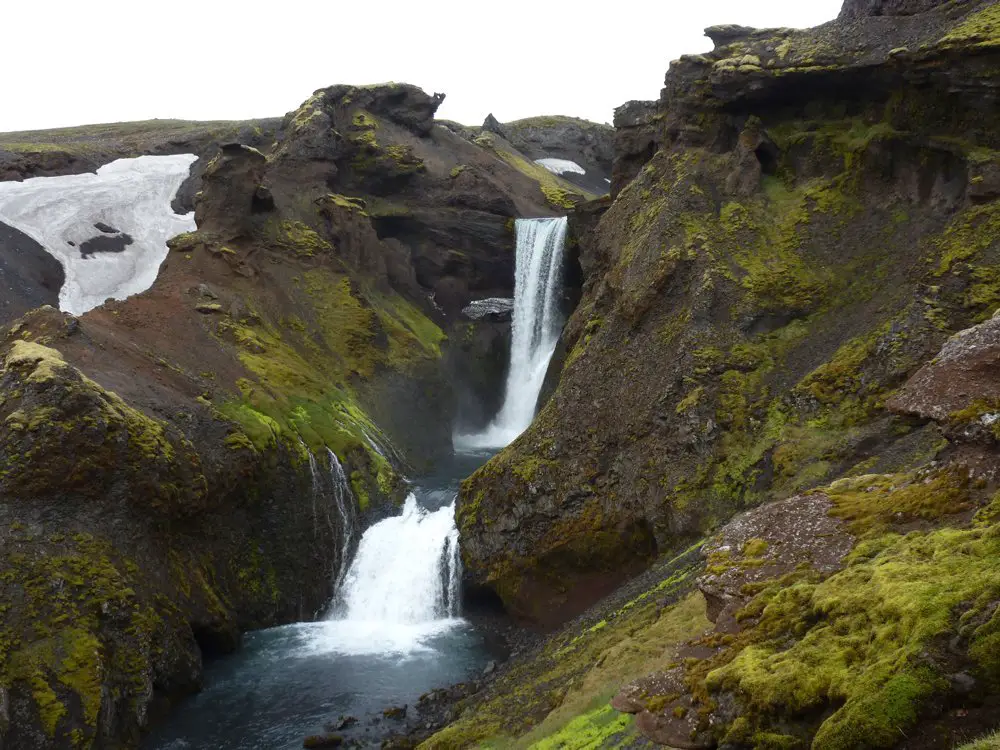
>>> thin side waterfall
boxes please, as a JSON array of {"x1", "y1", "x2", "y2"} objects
[
  {"x1": 329, "y1": 495, "x2": 461, "y2": 625},
  {"x1": 301, "y1": 442, "x2": 358, "y2": 597},
  {"x1": 304, "y1": 446, "x2": 322, "y2": 537},
  {"x1": 327, "y1": 449, "x2": 356, "y2": 590},
  {"x1": 457, "y1": 216, "x2": 569, "y2": 450}
]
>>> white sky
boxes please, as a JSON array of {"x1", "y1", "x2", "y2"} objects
[{"x1": 1, "y1": 0, "x2": 843, "y2": 133}]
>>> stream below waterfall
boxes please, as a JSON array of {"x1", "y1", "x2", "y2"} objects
[{"x1": 145, "y1": 451, "x2": 497, "y2": 750}]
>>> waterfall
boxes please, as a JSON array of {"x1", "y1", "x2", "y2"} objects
[
  {"x1": 327, "y1": 449, "x2": 357, "y2": 590},
  {"x1": 330, "y1": 495, "x2": 461, "y2": 624},
  {"x1": 457, "y1": 216, "x2": 569, "y2": 450},
  {"x1": 304, "y1": 447, "x2": 322, "y2": 537}
]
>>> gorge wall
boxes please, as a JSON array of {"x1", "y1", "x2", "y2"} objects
[{"x1": 430, "y1": 1, "x2": 1000, "y2": 748}]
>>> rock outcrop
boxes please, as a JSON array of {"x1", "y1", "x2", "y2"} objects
[
  {"x1": 443, "y1": 114, "x2": 614, "y2": 197},
  {"x1": 611, "y1": 100, "x2": 659, "y2": 196},
  {"x1": 0, "y1": 222, "x2": 63, "y2": 324}
]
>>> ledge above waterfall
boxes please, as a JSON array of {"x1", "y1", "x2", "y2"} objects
[{"x1": 462, "y1": 297, "x2": 514, "y2": 322}]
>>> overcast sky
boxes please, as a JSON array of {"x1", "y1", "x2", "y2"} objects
[{"x1": 2, "y1": 0, "x2": 842, "y2": 133}]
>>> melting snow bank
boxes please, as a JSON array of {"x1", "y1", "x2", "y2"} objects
[
  {"x1": 0, "y1": 154, "x2": 198, "y2": 315},
  {"x1": 535, "y1": 157, "x2": 586, "y2": 175}
]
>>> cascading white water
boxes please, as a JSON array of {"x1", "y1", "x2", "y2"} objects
[
  {"x1": 457, "y1": 216, "x2": 569, "y2": 450},
  {"x1": 334, "y1": 495, "x2": 460, "y2": 623},
  {"x1": 301, "y1": 494, "x2": 463, "y2": 656}
]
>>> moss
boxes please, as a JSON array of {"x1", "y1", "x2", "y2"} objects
[
  {"x1": 422, "y1": 562, "x2": 708, "y2": 750},
  {"x1": 796, "y1": 325, "x2": 887, "y2": 410},
  {"x1": 0, "y1": 534, "x2": 172, "y2": 744},
  {"x1": 542, "y1": 185, "x2": 576, "y2": 210},
  {"x1": 351, "y1": 110, "x2": 378, "y2": 130},
  {"x1": 676, "y1": 386, "x2": 705, "y2": 414},
  {"x1": 527, "y1": 705, "x2": 632, "y2": 749},
  {"x1": 933, "y1": 201, "x2": 1000, "y2": 276},
  {"x1": 958, "y1": 731, "x2": 1000, "y2": 750},
  {"x1": 512, "y1": 456, "x2": 557, "y2": 483},
  {"x1": 742, "y1": 538, "x2": 769, "y2": 558},
  {"x1": 450, "y1": 165, "x2": 467, "y2": 178},
  {"x1": 824, "y1": 466, "x2": 972, "y2": 535},
  {"x1": 698, "y1": 516, "x2": 1000, "y2": 750},
  {"x1": 349, "y1": 470, "x2": 371, "y2": 511},
  {"x1": 323, "y1": 193, "x2": 369, "y2": 215},
  {"x1": 940, "y1": 4, "x2": 1000, "y2": 47},
  {"x1": 264, "y1": 219, "x2": 333, "y2": 258}
]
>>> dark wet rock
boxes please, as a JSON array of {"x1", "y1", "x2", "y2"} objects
[
  {"x1": 303, "y1": 733, "x2": 344, "y2": 748},
  {"x1": 382, "y1": 705, "x2": 407, "y2": 720},
  {"x1": 0, "y1": 221, "x2": 64, "y2": 325},
  {"x1": 325, "y1": 716, "x2": 358, "y2": 732},
  {"x1": 78, "y1": 230, "x2": 134, "y2": 258}
]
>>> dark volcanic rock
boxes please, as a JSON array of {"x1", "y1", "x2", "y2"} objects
[
  {"x1": 194, "y1": 144, "x2": 270, "y2": 240},
  {"x1": 0, "y1": 221, "x2": 64, "y2": 325},
  {"x1": 78, "y1": 230, "x2": 134, "y2": 258},
  {"x1": 839, "y1": 0, "x2": 962, "y2": 19},
  {"x1": 611, "y1": 100, "x2": 659, "y2": 196}
]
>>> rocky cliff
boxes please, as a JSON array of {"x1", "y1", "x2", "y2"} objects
[
  {"x1": 0, "y1": 83, "x2": 598, "y2": 748},
  {"x1": 436, "y1": 1, "x2": 1000, "y2": 746}
]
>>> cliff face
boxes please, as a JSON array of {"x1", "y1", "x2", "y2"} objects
[
  {"x1": 457, "y1": 0, "x2": 1000, "y2": 624},
  {"x1": 429, "y1": 4, "x2": 1000, "y2": 747},
  {"x1": 0, "y1": 83, "x2": 592, "y2": 747}
]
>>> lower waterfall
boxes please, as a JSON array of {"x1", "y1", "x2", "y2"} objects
[
  {"x1": 457, "y1": 216, "x2": 569, "y2": 450},
  {"x1": 332, "y1": 495, "x2": 461, "y2": 625},
  {"x1": 146, "y1": 453, "x2": 490, "y2": 750}
]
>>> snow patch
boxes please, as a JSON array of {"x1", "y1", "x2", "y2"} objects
[
  {"x1": 0, "y1": 154, "x2": 198, "y2": 315},
  {"x1": 535, "y1": 158, "x2": 586, "y2": 176}
]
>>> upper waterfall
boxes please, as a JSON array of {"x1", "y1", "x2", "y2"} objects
[{"x1": 457, "y1": 216, "x2": 569, "y2": 450}]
